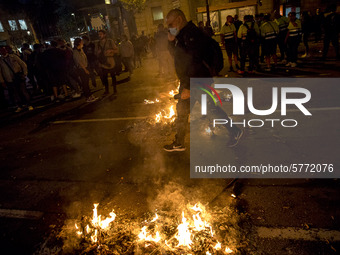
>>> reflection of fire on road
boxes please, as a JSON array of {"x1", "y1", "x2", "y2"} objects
[{"x1": 68, "y1": 203, "x2": 235, "y2": 254}]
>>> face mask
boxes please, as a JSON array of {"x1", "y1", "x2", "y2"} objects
[{"x1": 168, "y1": 27, "x2": 179, "y2": 36}]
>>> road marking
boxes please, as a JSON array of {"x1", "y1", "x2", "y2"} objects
[
  {"x1": 0, "y1": 208, "x2": 43, "y2": 220},
  {"x1": 51, "y1": 116, "x2": 149, "y2": 124},
  {"x1": 257, "y1": 226, "x2": 340, "y2": 242}
]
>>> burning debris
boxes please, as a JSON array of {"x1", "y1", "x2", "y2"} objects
[
  {"x1": 144, "y1": 99, "x2": 160, "y2": 105},
  {"x1": 143, "y1": 83, "x2": 180, "y2": 125},
  {"x1": 57, "y1": 202, "x2": 239, "y2": 255}
]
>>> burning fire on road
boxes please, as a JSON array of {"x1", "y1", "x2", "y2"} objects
[{"x1": 60, "y1": 202, "x2": 237, "y2": 254}]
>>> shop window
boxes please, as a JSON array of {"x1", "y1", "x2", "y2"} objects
[
  {"x1": 8, "y1": 20, "x2": 18, "y2": 31},
  {"x1": 152, "y1": 6, "x2": 164, "y2": 21},
  {"x1": 0, "y1": 22, "x2": 4, "y2": 32},
  {"x1": 19, "y1": 20, "x2": 28, "y2": 30}
]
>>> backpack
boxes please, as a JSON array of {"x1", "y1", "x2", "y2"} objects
[
  {"x1": 203, "y1": 36, "x2": 224, "y2": 76},
  {"x1": 244, "y1": 22, "x2": 258, "y2": 44}
]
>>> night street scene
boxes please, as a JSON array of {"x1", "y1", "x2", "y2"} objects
[{"x1": 0, "y1": 0, "x2": 340, "y2": 254}]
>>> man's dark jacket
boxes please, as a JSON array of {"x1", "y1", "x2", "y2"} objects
[{"x1": 171, "y1": 21, "x2": 211, "y2": 92}]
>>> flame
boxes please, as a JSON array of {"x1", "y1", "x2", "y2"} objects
[
  {"x1": 99, "y1": 211, "x2": 116, "y2": 229},
  {"x1": 75, "y1": 223, "x2": 82, "y2": 236},
  {"x1": 169, "y1": 90, "x2": 175, "y2": 96},
  {"x1": 74, "y1": 202, "x2": 236, "y2": 253},
  {"x1": 138, "y1": 226, "x2": 161, "y2": 243},
  {"x1": 225, "y1": 247, "x2": 233, "y2": 253},
  {"x1": 176, "y1": 211, "x2": 193, "y2": 248},
  {"x1": 155, "y1": 105, "x2": 176, "y2": 124},
  {"x1": 214, "y1": 242, "x2": 221, "y2": 250},
  {"x1": 151, "y1": 213, "x2": 159, "y2": 222}
]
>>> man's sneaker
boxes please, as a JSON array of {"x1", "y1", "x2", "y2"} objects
[
  {"x1": 290, "y1": 62, "x2": 297, "y2": 67},
  {"x1": 28, "y1": 106, "x2": 34, "y2": 111},
  {"x1": 15, "y1": 107, "x2": 23, "y2": 113},
  {"x1": 163, "y1": 142, "x2": 186, "y2": 152},
  {"x1": 86, "y1": 95, "x2": 98, "y2": 103},
  {"x1": 228, "y1": 129, "x2": 244, "y2": 147},
  {"x1": 72, "y1": 93, "x2": 81, "y2": 98}
]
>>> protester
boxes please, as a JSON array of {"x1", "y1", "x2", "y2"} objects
[
  {"x1": 0, "y1": 47, "x2": 33, "y2": 112},
  {"x1": 220, "y1": 15, "x2": 239, "y2": 72},
  {"x1": 95, "y1": 30, "x2": 119, "y2": 95},
  {"x1": 301, "y1": 11, "x2": 313, "y2": 58},
  {"x1": 42, "y1": 40, "x2": 69, "y2": 102},
  {"x1": 163, "y1": 9, "x2": 243, "y2": 152},
  {"x1": 119, "y1": 34, "x2": 134, "y2": 77},
  {"x1": 260, "y1": 14, "x2": 279, "y2": 71},
  {"x1": 285, "y1": 12, "x2": 302, "y2": 67},
  {"x1": 155, "y1": 23, "x2": 174, "y2": 78},
  {"x1": 314, "y1": 8, "x2": 323, "y2": 43},
  {"x1": 322, "y1": 4, "x2": 340, "y2": 60},
  {"x1": 82, "y1": 35, "x2": 100, "y2": 88},
  {"x1": 237, "y1": 15, "x2": 260, "y2": 74},
  {"x1": 73, "y1": 38, "x2": 98, "y2": 103}
]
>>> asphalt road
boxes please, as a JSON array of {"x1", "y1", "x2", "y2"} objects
[{"x1": 0, "y1": 54, "x2": 339, "y2": 255}]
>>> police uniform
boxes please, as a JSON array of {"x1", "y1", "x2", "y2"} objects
[
  {"x1": 287, "y1": 19, "x2": 302, "y2": 64},
  {"x1": 220, "y1": 23, "x2": 237, "y2": 57},
  {"x1": 237, "y1": 21, "x2": 260, "y2": 72},
  {"x1": 260, "y1": 21, "x2": 279, "y2": 56},
  {"x1": 275, "y1": 16, "x2": 289, "y2": 60}
]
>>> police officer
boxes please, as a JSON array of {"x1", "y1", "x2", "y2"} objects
[
  {"x1": 260, "y1": 14, "x2": 279, "y2": 71},
  {"x1": 220, "y1": 15, "x2": 239, "y2": 72},
  {"x1": 275, "y1": 12, "x2": 289, "y2": 62},
  {"x1": 285, "y1": 12, "x2": 302, "y2": 67},
  {"x1": 237, "y1": 15, "x2": 260, "y2": 74}
]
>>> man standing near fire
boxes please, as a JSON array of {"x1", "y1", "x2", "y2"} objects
[{"x1": 163, "y1": 9, "x2": 243, "y2": 152}]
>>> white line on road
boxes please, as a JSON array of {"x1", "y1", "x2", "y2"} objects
[
  {"x1": 51, "y1": 107, "x2": 340, "y2": 124},
  {"x1": 0, "y1": 208, "x2": 43, "y2": 220},
  {"x1": 51, "y1": 116, "x2": 149, "y2": 124},
  {"x1": 257, "y1": 226, "x2": 340, "y2": 242}
]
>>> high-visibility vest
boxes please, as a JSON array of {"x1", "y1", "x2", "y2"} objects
[
  {"x1": 221, "y1": 23, "x2": 236, "y2": 40},
  {"x1": 261, "y1": 21, "x2": 279, "y2": 40},
  {"x1": 288, "y1": 19, "x2": 302, "y2": 37},
  {"x1": 275, "y1": 16, "x2": 289, "y2": 32}
]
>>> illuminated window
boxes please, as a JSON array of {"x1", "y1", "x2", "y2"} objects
[
  {"x1": 19, "y1": 20, "x2": 28, "y2": 30},
  {"x1": 0, "y1": 22, "x2": 4, "y2": 32},
  {"x1": 8, "y1": 20, "x2": 18, "y2": 31},
  {"x1": 151, "y1": 6, "x2": 163, "y2": 21}
]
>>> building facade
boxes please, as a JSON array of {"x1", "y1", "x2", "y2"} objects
[
  {"x1": 0, "y1": 9, "x2": 37, "y2": 48},
  {"x1": 134, "y1": 0, "x2": 339, "y2": 37}
]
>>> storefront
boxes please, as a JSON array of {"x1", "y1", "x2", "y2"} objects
[{"x1": 196, "y1": 0, "x2": 258, "y2": 33}]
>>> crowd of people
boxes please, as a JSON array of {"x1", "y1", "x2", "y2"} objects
[
  {"x1": 0, "y1": 4, "x2": 339, "y2": 116},
  {"x1": 0, "y1": 30, "x2": 151, "y2": 112},
  {"x1": 219, "y1": 5, "x2": 339, "y2": 73}
]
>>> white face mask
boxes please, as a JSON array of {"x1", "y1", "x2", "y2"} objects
[{"x1": 168, "y1": 27, "x2": 179, "y2": 36}]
